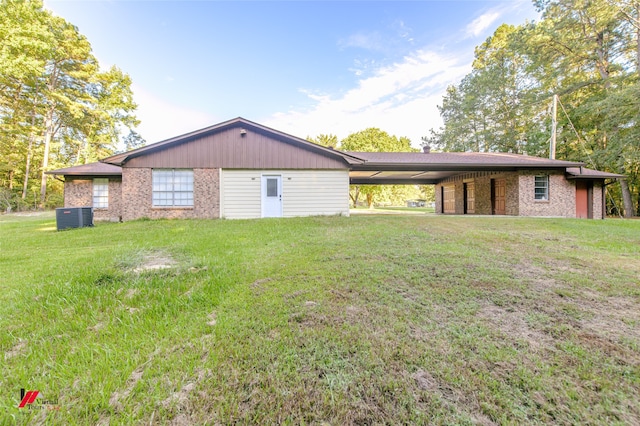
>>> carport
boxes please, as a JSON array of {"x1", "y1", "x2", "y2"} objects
[{"x1": 344, "y1": 150, "x2": 621, "y2": 218}]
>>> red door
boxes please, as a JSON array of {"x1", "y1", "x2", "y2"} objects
[{"x1": 576, "y1": 181, "x2": 589, "y2": 218}]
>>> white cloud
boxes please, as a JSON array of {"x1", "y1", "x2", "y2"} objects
[
  {"x1": 264, "y1": 49, "x2": 470, "y2": 148},
  {"x1": 339, "y1": 32, "x2": 385, "y2": 51},
  {"x1": 132, "y1": 85, "x2": 218, "y2": 144},
  {"x1": 465, "y1": 11, "x2": 501, "y2": 38}
]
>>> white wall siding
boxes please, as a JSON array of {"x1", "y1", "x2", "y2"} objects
[
  {"x1": 221, "y1": 169, "x2": 349, "y2": 219},
  {"x1": 221, "y1": 170, "x2": 262, "y2": 219},
  {"x1": 282, "y1": 170, "x2": 350, "y2": 217}
]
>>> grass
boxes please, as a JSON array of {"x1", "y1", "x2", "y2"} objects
[
  {"x1": 352, "y1": 205, "x2": 435, "y2": 213},
  {"x1": 1, "y1": 212, "x2": 639, "y2": 425}
]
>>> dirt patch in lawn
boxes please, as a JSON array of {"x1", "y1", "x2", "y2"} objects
[
  {"x1": 5, "y1": 339, "x2": 27, "y2": 360},
  {"x1": 477, "y1": 303, "x2": 553, "y2": 351},
  {"x1": 132, "y1": 251, "x2": 178, "y2": 273},
  {"x1": 109, "y1": 368, "x2": 144, "y2": 412},
  {"x1": 411, "y1": 369, "x2": 496, "y2": 426}
]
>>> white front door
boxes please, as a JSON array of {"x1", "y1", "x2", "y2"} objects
[{"x1": 261, "y1": 175, "x2": 282, "y2": 217}]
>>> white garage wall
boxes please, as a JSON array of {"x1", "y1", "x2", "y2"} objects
[{"x1": 221, "y1": 169, "x2": 349, "y2": 219}]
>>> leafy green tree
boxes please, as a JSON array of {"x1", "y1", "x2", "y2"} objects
[
  {"x1": 307, "y1": 133, "x2": 338, "y2": 148},
  {"x1": 0, "y1": 0, "x2": 141, "y2": 209},
  {"x1": 527, "y1": 0, "x2": 638, "y2": 216},
  {"x1": 429, "y1": 0, "x2": 639, "y2": 216},
  {"x1": 341, "y1": 128, "x2": 417, "y2": 207}
]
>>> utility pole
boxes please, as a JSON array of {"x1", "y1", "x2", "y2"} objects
[{"x1": 550, "y1": 94, "x2": 557, "y2": 159}]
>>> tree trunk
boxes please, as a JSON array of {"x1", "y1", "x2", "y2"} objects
[
  {"x1": 620, "y1": 179, "x2": 635, "y2": 218},
  {"x1": 22, "y1": 138, "x2": 33, "y2": 199},
  {"x1": 39, "y1": 107, "x2": 54, "y2": 208},
  {"x1": 636, "y1": 2, "x2": 640, "y2": 74},
  {"x1": 366, "y1": 193, "x2": 373, "y2": 208},
  {"x1": 349, "y1": 186, "x2": 360, "y2": 207},
  {"x1": 22, "y1": 107, "x2": 38, "y2": 200}
]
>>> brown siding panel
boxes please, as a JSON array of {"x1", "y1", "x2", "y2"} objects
[{"x1": 125, "y1": 128, "x2": 347, "y2": 170}]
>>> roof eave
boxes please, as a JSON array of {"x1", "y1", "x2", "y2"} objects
[
  {"x1": 566, "y1": 174, "x2": 624, "y2": 180},
  {"x1": 46, "y1": 172, "x2": 122, "y2": 177}
]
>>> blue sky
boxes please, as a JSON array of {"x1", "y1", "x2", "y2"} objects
[{"x1": 44, "y1": 1, "x2": 540, "y2": 148}]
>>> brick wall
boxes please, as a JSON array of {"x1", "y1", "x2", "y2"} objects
[
  {"x1": 592, "y1": 182, "x2": 604, "y2": 219},
  {"x1": 64, "y1": 178, "x2": 92, "y2": 208},
  {"x1": 64, "y1": 177, "x2": 122, "y2": 221},
  {"x1": 434, "y1": 170, "x2": 590, "y2": 217},
  {"x1": 435, "y1": 171, "x2": 519, "y2": 215},
  {"x1": 518, "y1": 170, "x2": 574, "y2": 217},
  {"x1": 122, "y1": 168, "x2": 219, "y2": 221}
]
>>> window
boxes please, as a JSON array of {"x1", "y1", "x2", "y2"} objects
[
  {"x1": 93, "y1": 178, "x2": 109, "y2": 208},
  {"x1": 152, "y1": 169, "x2": 193, "y2": 207},
  {"x1": 534, "y1": 175, "x2": 549, "y2": 200},
  {"x1": 266, "y1": 178, "x2": 278, "y2": 197}
]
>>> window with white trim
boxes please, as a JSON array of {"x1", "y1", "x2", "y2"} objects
[
  {"x1": 534, "y1": 175, "x2": 549, "y2": 200},
  {"x1": 93, "y1": 178, "x2": 109, "y2": 208},
  {"x1": 152, "y1": 169, "x2": 193, "y2": 207}
]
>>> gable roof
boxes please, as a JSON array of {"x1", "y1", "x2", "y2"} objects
[
  {"x1": 102, "y1": 117, "x2": 363, "y2": 166},
  {"x1": 46, "y1": 162, "x2": 122, "y2": 176}
]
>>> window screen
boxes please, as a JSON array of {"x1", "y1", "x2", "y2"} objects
[
  {"x1": 534, "y1": 175, "x2": 549, "y2": 200},
  {"x1": 93, "y1": 178, "x2": 109, "y2": 208},
  {"x1": 152, "y1": 169, "x2": 193, "y2": 207}
]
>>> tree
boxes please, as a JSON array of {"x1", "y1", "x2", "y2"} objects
[
  {"x1": 428, "y1": 0, "x2": 639, "y2": 216},
  {"x1": 307, "y1": 133, "x2": 338, "y2": 148},
  {"x1": 528, "y1": 0, "x2": 638, "y2": 216},
  {"x1": 0, "y1": 0, "x2": 141, "y2": 210},
  {"x1": 341, "y1": 128, "x2": 417, "y2": 207}
]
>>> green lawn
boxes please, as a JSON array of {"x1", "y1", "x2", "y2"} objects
[
  {"x1": 1, "y1": 212, "x2": 639, "y2": 425},
  {"x1": 376, "y1": 206, "x2": 435, "y2": 213}
]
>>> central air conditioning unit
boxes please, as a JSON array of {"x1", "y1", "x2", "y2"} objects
[{"x1": 56, "y1": 207, "x2": 94, "y2": 231}]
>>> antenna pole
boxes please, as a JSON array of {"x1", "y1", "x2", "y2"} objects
[{"x1": 550, "y1": 94, "x2": 557, "y2": 159}]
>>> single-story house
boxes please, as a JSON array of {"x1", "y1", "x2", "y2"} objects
[{"x1": 47, "y1": 117, "x2": 622, "y2": 221}]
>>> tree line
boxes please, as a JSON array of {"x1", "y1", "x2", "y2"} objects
[
  {"x1": 0, "y1": 0, "x2": 142, "y2": 211},
  {"x1": 425, "y1": 0, "x2": 639, "y2": 217}
]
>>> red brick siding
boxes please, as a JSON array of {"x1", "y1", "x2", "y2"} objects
[
  {"x1": 121, "y1": 168, "x2": 219, "y2": 221},
  {"x1": 436, "y1": 172, "x2": 519, "y2": 215},
  {"x1": 518, "y1": 171, "x2": 574, "y2": 217},
  {"x1": 592, "y1": 182, "x2": 604, "y2": 219},
  {"x1": 64, "y1": 178, "x2": 92, "y2": 208},
  {"x1": 473, "y1": 176, "x2": 493, "y2": 215},
  {"x1": 64, "y1": 177, "x2": 122, "y2": 221},
  {"x1": 435, "y1": 170, "x2": 586, "y2": 217}
]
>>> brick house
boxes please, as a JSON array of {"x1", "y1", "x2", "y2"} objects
[{"x1": 48, "y1": 118, "x2": 621, "y2": 221}]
